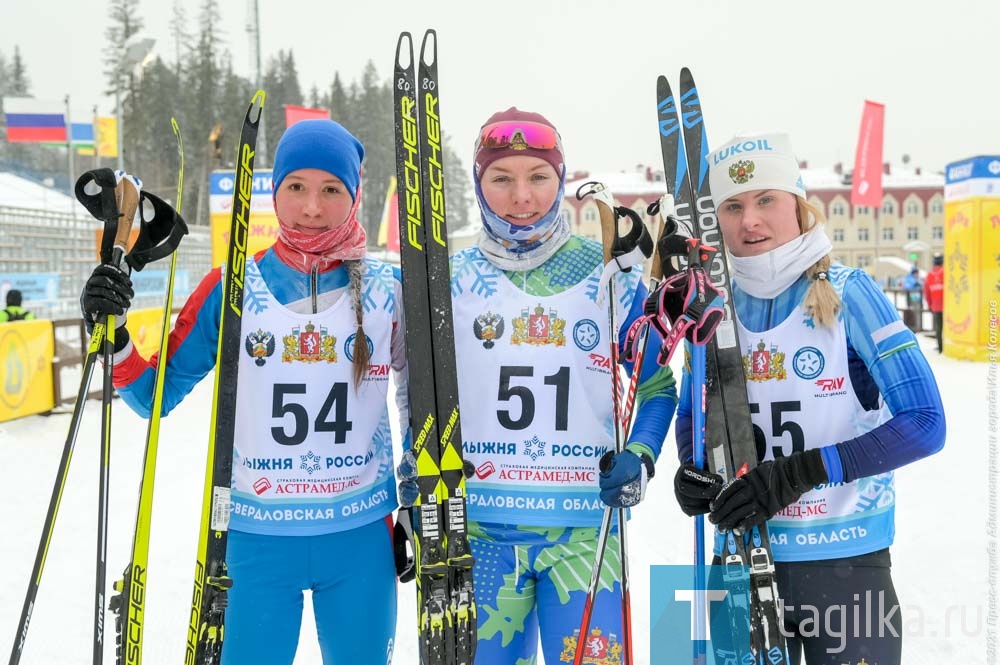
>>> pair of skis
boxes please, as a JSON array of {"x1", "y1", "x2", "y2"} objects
[
  {"x1": 9, "y1": 158, "x2": 188, "y2": 665},
  {"x1": 391, "y1": 30, "x2": 476, "y2": 665},
  {"x1": 183, "y1": 91, "x2": 266, "y2": 665},
  {"x1": 657, "y1": 70, "x2": 790, "y2": 664}
]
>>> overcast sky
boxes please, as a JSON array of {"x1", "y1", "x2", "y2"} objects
[{"x1": 3, "y1": 0, "x2": 997, "y2": 178}]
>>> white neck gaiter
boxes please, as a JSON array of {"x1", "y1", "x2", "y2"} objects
[{"x1": 729, "y1": 226, "x2": 832, "y2": 299}]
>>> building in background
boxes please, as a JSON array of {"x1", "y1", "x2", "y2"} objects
[
  {"x1": 802, "y1": 161, "x2": 944, "y2": 281},
  {"x1": 556, "y1": 162, "x2": 943, "y2": 283},
  {"x1": 564, "y1": 167, "x2": 668, "y2": 241}
]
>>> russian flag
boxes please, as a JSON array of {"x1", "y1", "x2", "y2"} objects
[{"x1": 3, "y1": 97, "x2": 67, "y2": 143}]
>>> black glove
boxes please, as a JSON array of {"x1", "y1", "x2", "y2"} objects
[
  {"x1": 393, "y1": 509, "x2": 416, "y2": 582},
  {"x1": 673, "y1": 463, "x2": 724, "y2": 516},
  {"x1": 709, "y1": 449, "x2": 828, "y2": 533},
  {"x1": 81, "y1": 264, "x2": 133, "y2": 335}
]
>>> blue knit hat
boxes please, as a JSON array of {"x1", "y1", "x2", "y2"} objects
[{"x1": 272, "y1": 120, "x2": 365, "y2": 201}]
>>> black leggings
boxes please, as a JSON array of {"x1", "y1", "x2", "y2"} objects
[{"x1": 710, "y1": 549, "x2": 902, "y2": 665}]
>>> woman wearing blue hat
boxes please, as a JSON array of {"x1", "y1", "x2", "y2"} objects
[
  {"x1": 672, "y1": 132, "x2": 946, "y2": 664},
  {"x1": 80, "y1": 120, "x2": 406, "y2": 663}
]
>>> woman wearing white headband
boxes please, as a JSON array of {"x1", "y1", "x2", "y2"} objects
[{"x1": 672, "y1": 132, "x2": 945, "y2": 664}]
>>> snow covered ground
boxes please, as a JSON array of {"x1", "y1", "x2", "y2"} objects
[{"x1": 0, "y1": 333, "x2": 987, "y2": 664}]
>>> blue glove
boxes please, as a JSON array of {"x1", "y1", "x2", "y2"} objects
[
  {"x1": 599, "y1": 448, "x2": 655, "y2": 508},
  {"x1": 396, "y1": 449, "x2": 419, "y2": 508}
]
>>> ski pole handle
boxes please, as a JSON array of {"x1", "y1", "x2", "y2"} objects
[
  {"x1": 110, "y1": 176, "x2": 140, "y2": 262},
  {"x1": 595, "y1": 194, "x2": 618, "y2": 266},
  {"x1": 573, "y1": 180, "x2": 618, "y2": 265},
  {"x1": 648, "y1": 214, "x2": 665, "y2": 283}
]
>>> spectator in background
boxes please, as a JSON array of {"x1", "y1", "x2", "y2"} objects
[
  {"x1": 0, "y1": 290, "x2": 35, "y2": 322},
  {"x1": 924, "y1": 253, "x2": 945, "y2": 353},
  {"x1": 903, "y1": 266, "x2": 923, "y2": 306}
]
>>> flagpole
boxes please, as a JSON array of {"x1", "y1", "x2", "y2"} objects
[
  {"x1": 115, "y1": 88, "x2": 124, "y2": 171},
  {"x1": 250, "y1": 0, "x2": 266, "y2": 166},
  {"x1": 92, "y1": 105, "x2": 100, "y2": 169},
  {"x1": 64, "y1": 95, "x2": 76, "y2": 219}
]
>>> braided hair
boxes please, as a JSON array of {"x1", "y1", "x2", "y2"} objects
[{"x1": 345, "y1": 259, "x2": 370, "y2": 389}]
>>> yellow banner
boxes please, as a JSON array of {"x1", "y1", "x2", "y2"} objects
[
  {"x1": 978, "y1": 199, "x2": 1000, "y2": 352},
  {"x1": 943, "y1": 201, "x2": 978, "y2": 353},
  {"x1": 0, "y1": 320, "x2": 54, "y2": 422},
  {"x1": 96, "y1": 116, "x2": 118, "y2": 158},
  {"x1": 125, "y1": 307, "x2": 170, "y2": 360},
  {"x1": 210, "y1": 212, "x2": 279, "y2": 267}
]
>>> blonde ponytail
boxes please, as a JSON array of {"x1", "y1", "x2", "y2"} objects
[{"x1": 797, "y1": 198, "x2": 841, "y2": 327}]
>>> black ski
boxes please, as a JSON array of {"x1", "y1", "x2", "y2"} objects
[
  {"x1": 392, "y1": 30, "x2": 476, "y2": 665},
  {"x1": 657, "y1": 71, "x2": 790, "y2": 664},
  {"x1": 184, "y1": 90, "x2": 264, "y2": 665}
]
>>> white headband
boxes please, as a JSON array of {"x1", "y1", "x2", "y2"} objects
[{"x1": 709, "y1": 132, "x2": 806, "y2": 205}]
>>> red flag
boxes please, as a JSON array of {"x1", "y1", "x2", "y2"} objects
[
  {"x1": 284, "y1": 104, "x2": 330, "y2": 128},
  {"x1": 850, "y1": 100, "x2": 885, "y2": 208}
]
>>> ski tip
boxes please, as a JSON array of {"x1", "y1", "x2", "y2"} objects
[
  {"x1": 395, "y1": 32, "x2": 414, "y2": 68},
  {"x1": 656, "y1": 74, "x2": 672, "y2": 102},
  {"x1": 419, "y1": 29, "x2": 438, "y2": 67},
  {"x1": 248, "y1": 90, "x2": 266, "y2": 123}
]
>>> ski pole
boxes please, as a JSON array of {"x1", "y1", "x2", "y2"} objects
[
  {"x1": 7, "y1": 169, "x2": 139, "y2": 665},
  {"x1": 93, "y1": 174, "x2": 141, "y2": 665},
  {"x1": 571, "y1": 182, "x2": 651, "y2": 665},
  {"x1": 109, "y1": 117, "x2": 189, "y2": 665}
]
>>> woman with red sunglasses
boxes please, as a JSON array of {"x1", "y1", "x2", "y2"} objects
[{"x1": 424, "y1": 107, "x2": 676, "y2": 664}]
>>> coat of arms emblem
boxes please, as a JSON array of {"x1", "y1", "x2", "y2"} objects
[
  {"x1": 729, "y1": 159, "x2": 755, "y2": 185},
  {"x1": 511, "y1": 304, "x2": 565, "y2": 346},
  {"x1": 473, "y1": 311, "x2": 505, "y2": 349},
  {"x1": 283, "y1": 321, "x2": 337, "y2": 363},
  {"x1": 244, "y1": 329, "x2": 276, "y2": 366},
  {"x1": 743, "y1": 339, "x2": 787, "y2": 381},
  {"x1": 559, "y1": 627, "x2": 622, "y2": 664}
]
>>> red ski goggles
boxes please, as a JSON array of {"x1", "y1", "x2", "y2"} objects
[{"x1": 476, "y1": 120, "x2": 562, "y2": 153}]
